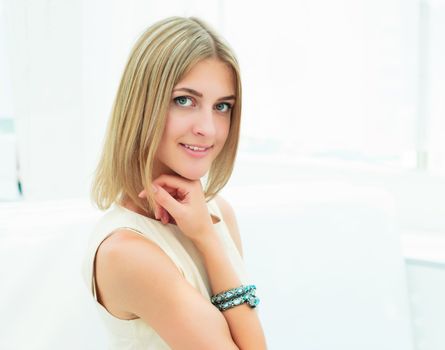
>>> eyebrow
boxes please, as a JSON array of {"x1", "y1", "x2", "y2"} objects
[{"x1": 173, "y1": 87, "x2": 236, "y2": 102}]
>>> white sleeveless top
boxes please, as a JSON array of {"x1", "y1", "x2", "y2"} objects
[{"x1": 81, "y1": 199, "x2": 249, "y2": 349}]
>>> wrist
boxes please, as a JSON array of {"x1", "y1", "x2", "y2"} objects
[{"x1": 192, "y1": 227, "x2": 220, "y2": 255}]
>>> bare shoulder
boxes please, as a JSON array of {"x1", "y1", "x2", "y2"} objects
[
  {"x1": 94, "y1": 229, "x2": 238, "y2": 350},
  {"x1": 94, "y1": 229, "x2": 184, "y2": 318},
  {"x1": 214, "y1": 195, "x2": 244, "y2": 259}
]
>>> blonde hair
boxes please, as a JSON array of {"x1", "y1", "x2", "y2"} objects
[{"x1": 91, "y1": 16, "x2": 242, "y2": 213}]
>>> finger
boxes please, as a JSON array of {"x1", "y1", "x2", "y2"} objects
[
  {"x1": 153, "y1": 176, "x2": 192, "y2": 203},
  {"x1": 176, "y1": 187, "x2": 189, "y2": 200},
  {"x1": 159, "y1": 207, "x2": 167, "y2": 223},
  {"x1": 162, "y1": 185, "x2": 178, "y2": 196},
  {"x1": 152, "y1": 184, "x2": 182, "y2": 218},
  {"x1": 139, "y1": 183, "x2": 166, "y2": 199},
  {"x1": 159, "y1": 207, "x2": 171, "y2": 224},
  {"x1": 154, "y1": 204, "x2": 160, "y2": 220},
  {"x1": 162, "y1": 210, "x2": 169, "y2": 225},
  {"x1": 153, "y1": 174, "x2": 190, "y2": 192}
]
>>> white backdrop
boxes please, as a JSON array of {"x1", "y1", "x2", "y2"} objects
[
  {"x1": 1, "y1": 1, "x2": 444, "y2": 348},
  {"x1": 0, "y1": 0, "x2": 427, "y2": 201},
  {"x1": 0, "y1": 181, "x2": 415, "y2": 350}
]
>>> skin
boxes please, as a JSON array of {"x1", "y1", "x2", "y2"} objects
[
  {"x1": 121, "y1": 57, "x2": 235, "y2": 225},
  {"x1": 154, "y1": 57, "x2": 234, "y2": 181},
  {"x1": 95, "y1": 57, "x2": 267, "y2": 349},
  {"x1": 146, "y1": 57, "x2": 243, "y2": 249}
]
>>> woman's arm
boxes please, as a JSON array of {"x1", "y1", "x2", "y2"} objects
[
  {"x1": 137, "y1": 175, "x2": 267, "y2": 349},
  {"x1": 95, "y1": 230, "x2": 240, "y2": 350},
  {"x1": 96, "y1": 228, "x2": 267, "y2": 350},
  {"x1": 194, "y1": 229, "x2": 267, "y2": 349}
]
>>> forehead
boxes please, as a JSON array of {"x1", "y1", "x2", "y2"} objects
[{"x1": 175, "y1": 58, "x2": 235, "y2": 95}]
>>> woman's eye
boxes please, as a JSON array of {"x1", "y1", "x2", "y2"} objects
[
  {"x1": 174, "y1": 96, "x2": 193, "y2": 107},
  {"x1": 173, "y1": 97, "x2": 232, "y2": 112},
  {"x1": 216, "y1": 102, "x2": 232, "y2": 113}
]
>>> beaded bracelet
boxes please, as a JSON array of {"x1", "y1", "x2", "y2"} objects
[{"x1": 211, "y1": 285, "x2": 260, "y2": 311}]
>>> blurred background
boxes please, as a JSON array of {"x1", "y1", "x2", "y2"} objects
[{"x1": 0, "y1": 0, "x2": 444, "y2": 349}]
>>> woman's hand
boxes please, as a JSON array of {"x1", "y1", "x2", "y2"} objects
[{"x1": 138, "y1": 174, "x2": 214, "y2": 242}]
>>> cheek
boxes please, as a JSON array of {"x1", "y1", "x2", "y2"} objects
[
  {"x1": 218, "y1": 118, "x2": 231, "y2": 143},
  {"x1": 161, "y1": 115, "x2": 185, "y2": 143}
]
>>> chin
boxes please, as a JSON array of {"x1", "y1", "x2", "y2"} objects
[{"x1": 174, "y1": 166, "x2": 209, "y2": 181}]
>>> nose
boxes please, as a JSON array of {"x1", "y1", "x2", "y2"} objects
[{"x1": 192, "y1": 107, "x2": 216, "y2": 138}]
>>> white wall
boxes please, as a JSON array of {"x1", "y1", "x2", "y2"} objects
[
  {"x1": 221, "y1": 0, "x2": 419, "y2": 158},
  {"x1": 2, "y1": 0, "x2": 443, "y2": 234},
  {"x1": 1, "y1": 0, "x2": 225, "y2": 201},
  {"x1": 2, "y1": 0, "x2": 85, "y2": 199}
]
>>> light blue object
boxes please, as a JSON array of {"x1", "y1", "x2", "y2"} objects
[
  {"x1": 211, "y1": 284, "x2": 259, "y2": 311},
  {"x1": 0, "y1": 118, "x2": 14, "y2": 134}
]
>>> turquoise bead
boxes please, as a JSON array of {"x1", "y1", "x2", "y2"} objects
[{"x1": 211, "y1": 284, "x2": 260, "y2": 311}]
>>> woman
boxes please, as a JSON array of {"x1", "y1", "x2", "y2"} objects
[{"x1": 82, "y1": 16, "x2": 267, "y2": 349}]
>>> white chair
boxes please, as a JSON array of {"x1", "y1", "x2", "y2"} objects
[
  {"x1": 0, "y1": 199, "x2": 107, "y2": 349},
  {"x1": 223, "y1": 181, "x2": 415, "y2": 350}
]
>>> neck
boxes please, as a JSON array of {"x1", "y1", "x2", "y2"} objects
[{"x1": 120, "y1": 195, "x2": 155, "y2": 219}]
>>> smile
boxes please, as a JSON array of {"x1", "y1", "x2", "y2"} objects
[
  {"x1": 179, "y1": 143, "x2": 213, "y2": 158},
  {"x1": 180, "y1": 143, "x2": 212, "y2": 152}
]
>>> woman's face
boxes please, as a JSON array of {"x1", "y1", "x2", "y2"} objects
[{"x1": 154, "y1": 58, "x2": 235, "y2": 180}]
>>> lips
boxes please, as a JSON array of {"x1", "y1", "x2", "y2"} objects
[
  {"x1": 179, "y1": 143, "x2": 213, "y2": 158},
  {"x1": 180, "y1": 143, "x2": 213, "y2": 152}
]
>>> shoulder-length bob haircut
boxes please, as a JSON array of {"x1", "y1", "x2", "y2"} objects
[{"x1": 91, "y1": 16, "x2": 242, "y2": 212}]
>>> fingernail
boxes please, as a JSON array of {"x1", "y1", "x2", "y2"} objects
[
  {"x1": 138, "y1": 191, "x2": 144, "y2": 198},
  {"x1": 151, "y1": 184, "x2": 158, "y2": 193}
]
